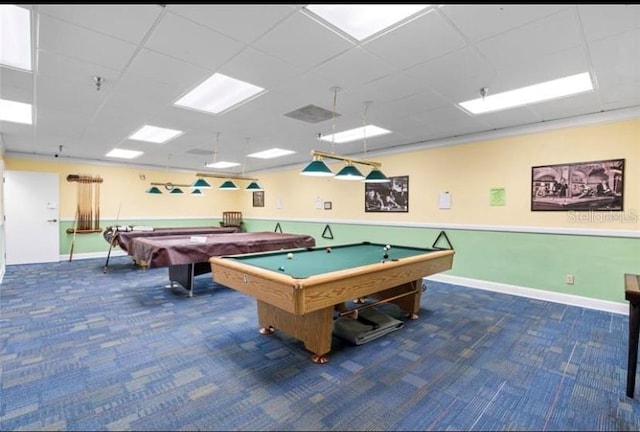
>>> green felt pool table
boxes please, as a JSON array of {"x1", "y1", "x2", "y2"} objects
[{"x1": 209, "y1": 242, "x2": 455, "y2": 363}]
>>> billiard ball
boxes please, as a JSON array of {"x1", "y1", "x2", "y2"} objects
[
  {"x1": 383, "y1": 253, "x2": 389, "y2": 259},
  {"x1": 278, "y1": 266, "x2": 285, "y2": 271},
  {"x1": 287, "y1": 252, "x2": 293, "y2": 259},
  {"x1": 386, "y1": 244, "x2": 391, "y2": 250},
  {"x1": 326, "y1": 247, "x2": 332, "y2": 253}
]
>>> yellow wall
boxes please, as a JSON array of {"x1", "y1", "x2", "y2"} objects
[
  {"x1": 3, "y1": 158, "x2": 245, "y2": 220},
  {"x1": 4, "y1": 117, "x2": 639, "y2": 232},
  {"x1": 248, "y1": 118, "x2": 639, "y2": 231}
]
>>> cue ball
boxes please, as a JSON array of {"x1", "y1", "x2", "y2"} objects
[
  {"x1": 287, "y1": 253, "x2": 293, "y2": 259},
  {"x1": 278, "y1": 266, "x2": 285, "y2": 271},
  {"x1": 326, "y1": 247, "x2": 332, "y2": 253},
  {"x1": 386, "y1": 244, "x2": 391, "y2": 250}
]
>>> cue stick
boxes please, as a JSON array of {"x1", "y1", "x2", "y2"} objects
[
  {"x1": 337, "y1": 288, "x2": 421, "y2": 319},
  {"x1": 103, "y1": 201, "x2": 122, "y2": 273},
  {"x1": 69, "y1": 185, "x2": 80, "y2": 262},
  {"x1": 95, "y1": 177, "x2": 100, "y2": 230},
  {"x1": 88, "y1": 176, "x2": 93, "y2": 230},
  {"x1": 83, "y1": 175, "x2": 88, "y2": 231}
]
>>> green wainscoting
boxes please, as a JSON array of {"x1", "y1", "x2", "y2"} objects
[
  {"x1": 57, "y1": 217, "x2": 638, "y2": 305},
  {"x1": 244, "y1": 219, "x2": 639, "y2": 304}
]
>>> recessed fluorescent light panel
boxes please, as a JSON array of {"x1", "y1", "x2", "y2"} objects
[
  {"x1": 458, "y1": 72, "x2": 594, "y2": 115},
  {"x1": 129, "y1": 125, "x2": 183, "y2": 143},
  {"x1": 174, "y1": 73, "x2": 265, "y2": 115},
  {"x1": 0, "y1": 5, "x2": 32, "y2": 71},
  {"x1": 305, "y1": 4, "x2": 429, "y2": 41},
  {"x1": 247, "y1": 148, "x2": 296, "y2": 159},
  {"x1": 205, "y1": 161, "x2": 241, "y2": 169},
  {"x1": 105, "y1": 149, "x2": 143, "y2": 159},
  {"x1": 0, "y1": 98, "x2": 32, "y2": 124},
  {"x1": 319, "y1": 125, "x2": 391, "y2": 144}
]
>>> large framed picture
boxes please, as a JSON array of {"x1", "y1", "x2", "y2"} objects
[
  {"x1": 531, "y1": 158, "x2": 624, "y2": 211},
  {"x1": 365, "y1": 175, "x2": 408, "y2": 212}
]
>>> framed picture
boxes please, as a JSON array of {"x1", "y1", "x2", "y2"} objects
[
  {"x1": 365, "y1": 175, "x2": 409, "y2": 212},
  {"x1": 324, "y1": 201, "x2": 332, "y2": 210},
  {"x1": 531, "y1": 158, "x2": 624, "y2": 211},
  {"x1": 252, "y1": 190, "x2": 264, "y2": 207}
]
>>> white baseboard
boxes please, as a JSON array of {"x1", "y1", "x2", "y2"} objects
[
  {"x1": 425, "y1": 274, "x2": 628, "y2": 315},
  {"x1": 60, "y1": 250, "x2": 127, "y2": 261}
]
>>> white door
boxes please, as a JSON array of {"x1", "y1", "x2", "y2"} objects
[{"x1": 5, "y1": 170, "x2": 60, "y2": 264}]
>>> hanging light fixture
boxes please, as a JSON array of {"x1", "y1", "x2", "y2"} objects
[
  {"x1": 246, "y1": 181, "x2": 263, "y2": 191},
  {"x1": 300, "y1": 88, "x2": 389, "y2": 181},
  {"x1": 195, "y1": 172, "x2": 261, "y2": 190},
  {"x1": 219, "y1": 180, "x2": 238, "y2": 190},
  {"x1": 191, "y1": 188, "x2": 203, "y2": 196},
  {"x1": 241, "y1": 138, "x2": 263, "y2": 191},
  {"x1": 191, "y1": 178, "x2": 211, "y2": 189},
  {"x1": 334, "y1": 161, "x2": 365, "y2": 180},
  {"x1": 361, "y1": 101, "x2": 390, "y2": 183},
  {"x1": 301, "y1": 154, "x2": 333, "y2": 176},
  {"x1": 364, "y1": 167, "x2": 390, "y2": 183},
  {"x1": 148, "y1": 181, "x2": 190, "y2": 194},
  {"x1": 301, "y1": 87, "x2": 342, "y2": 177},
  {"x1": 145, "y1": 154, "x2": 195, "y2": 195}
]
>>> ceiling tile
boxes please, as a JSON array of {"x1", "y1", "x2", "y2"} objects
[
  {"x1": 252, "y1": 11, "x2": 354, "y2": 70},
  {"x1": 38, "y1": 4, "x2": 163, "y2": 44},
  {"x1": 364, "y1": 9, "x2": 467, "y2": 70},
  {"x1": 167, "y1": 4, "x2": 298, "y2": 44},
  {"x1": 38, "y1": 14, "x2": 138, "y2": 72},
  {"x1": 440, "y1": 4, "x2": 572, "y2": 42},
  {"x1": 145, "y1": 12, "x2": 244, "y2": 71},
  {"x1": 474, "y1": 9, "x2": 583, "y2": 71},
  {"x1": 578, "y1": 4, "x2": 640, "y2": 42}
]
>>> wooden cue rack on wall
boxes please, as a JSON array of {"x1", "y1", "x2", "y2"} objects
[{"x1": 66, "y1": 174, "x2": 104, "y2": 234}]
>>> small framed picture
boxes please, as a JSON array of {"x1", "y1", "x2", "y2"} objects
[
  {"x1": 252, "y1": 191, "x2": 264, "y2": 207},
  {"x1": 324, "y1": 201, "x2": 332, "y2": 210}
]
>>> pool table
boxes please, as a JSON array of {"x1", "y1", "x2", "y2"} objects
[
  {"x1": 209, "y1": 242, "x2": 455, "y2": 363},
  {"x1": 131, "y1": 231, "x2": 316, "y2": 296},
  {"x1": 103, "y1": 225, "x2": 241, "y2": 254}
]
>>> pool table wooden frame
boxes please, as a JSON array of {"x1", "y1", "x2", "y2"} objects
[{"x1": 209, "y1": 246, "x2": 454, "y2": 363}]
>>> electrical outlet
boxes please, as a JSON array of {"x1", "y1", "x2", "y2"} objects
[{"x1": 565, "y1": 274, "x2": 575, "y2": 285}]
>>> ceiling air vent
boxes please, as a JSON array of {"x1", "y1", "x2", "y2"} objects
[
  {"x1": 186, "y1": 148, "x2": 213, "y2": 156},
  {"x1": 284, "y1": 104, "x2": 340, "y2": 124}
]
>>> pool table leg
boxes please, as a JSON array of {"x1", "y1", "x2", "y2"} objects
[
  {"x1": 256, "y1": 300, "x2": 333, "y2": 364},
  {"x1": 372, "y1": 279, "x2": 423, "y2": 320}
]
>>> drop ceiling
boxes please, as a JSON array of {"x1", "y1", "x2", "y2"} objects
[{"x1": 1, "y1": 4, "x2": 639, "y2": 175}]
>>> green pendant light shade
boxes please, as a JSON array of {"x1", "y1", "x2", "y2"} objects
[
  {"x1": 146, "y1": 186, "x2": 162, "y2": 194},
  {"x1": 301, "y1": 159, "x2": 333, "y2": 176},
  {"x1": 246, "y1": 181, "x2": 263, "y2": 191},
  {"x1": 169, "y1": 187, "x2": 184, "y2": 194},
  {"x1": 191, "y1": 189, "x2": 203, "y2": 195},
  {"x1": 191, "y1": 178, "x2": 212, "y2": 189},
  {"x1": 219, "y1": 180, "x2": 239, "y2": 190},
  {"x1": 363, "y1": 167, "x2": 390, "y2": 183},
  {"x1": 334, "y1": 163, "x2": 364, "y2": 180}
]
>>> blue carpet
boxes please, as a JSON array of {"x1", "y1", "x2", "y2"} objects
[{"x1": 1, "y1": 256, "x2": 639, "y2": 431}]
